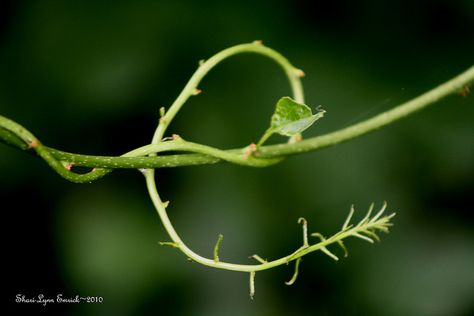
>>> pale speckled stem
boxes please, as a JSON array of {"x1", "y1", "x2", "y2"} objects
[
  {"x1": 2, "y1": 65, "x2": 472, "y2": 176},
  {"x1": 1, "y1": 42, "x2": 466, "y2": 290}
]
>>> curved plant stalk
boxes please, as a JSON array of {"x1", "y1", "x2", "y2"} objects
[
  {"x1": 1, "y1": 41, "x2": 472, "y2": 297},
  {"x1": 141, "y1": 42, "x2": 392, "y2": 298},
  {"x1": 1, "y1": 63, "x2": 472, "y2": 172}
]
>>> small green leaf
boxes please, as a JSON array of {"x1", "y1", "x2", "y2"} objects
[
  {"x1": 258, "y1": 97, "x2": 325, "y2": 146},
  {"x1": 270, "y1": 97, "x2": 324, "y2": 136}
]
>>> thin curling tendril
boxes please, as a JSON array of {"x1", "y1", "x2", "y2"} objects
[{"x1": 1, "y1": 41, "x2": 472, "y2": 297}]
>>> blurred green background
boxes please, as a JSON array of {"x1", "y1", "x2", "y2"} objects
[{"x1": 1, "y1": 1, "x2": 473, "y2": 315}]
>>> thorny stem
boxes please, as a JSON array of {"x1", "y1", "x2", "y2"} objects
[
  {"x1": 1, "y1": 64, "x2": 472, "y2": 174},
  {"x1": 148, "y1": 189, "x2": 394, "y2": 274},
  {"x1": 143, "y1": 41, "x2": 306, "y2": 278},
  {"x1": 0, "y1": 41, "x2": 471, "y2": 296},
  {"x1": 150, "y1": 42, "x2": 305, "y2": 146},
  {"x1": 141, "y1": 42, "x2": 396, "y2": 293}
]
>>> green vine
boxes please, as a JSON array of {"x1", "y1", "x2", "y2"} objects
[{"x1": 1, "y1": 41, "x2": 473, "y2": 298}]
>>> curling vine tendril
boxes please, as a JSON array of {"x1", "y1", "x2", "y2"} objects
[{"x1": 1, "y1": 41, "x2": 473, "y2": 298}]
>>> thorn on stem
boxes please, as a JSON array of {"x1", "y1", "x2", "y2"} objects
[
  {"x1": 199, "y1": 59, "x2": 205, "y2": 66},
  {"x1": 249, "y1": 254, "x2": 267, "y2": 264},
  {"x1": 192, "y1": 88, "x2": 202, "y2": 96},
  {"x1": 288, "y1": 134, "x2": 302, "y2": 144},
  {"x1": 458, "y1": 85, "x2": 470, "y2": 97},
  {"x1": 252, "y1": 40, "x2": 263, "y2": 45},
  {"x1": 243, "y1": 143, "x2": 257, "y2": 159},
  {"x1": 159, "y1": 241, "x2": 179, "y2": 248},
  {"x1": 294, "y1": 68, "x2": 305, "y2": 78},
  {"x1": 162, "y1": 135, "x2": 179, "y2": 141},
  {"x1": 162, "y1": 201, "x2": 170, "y2": 208},
  {"x1": 160, "y1": 107, "x2": 166, "y2": 117},
  {"x1": 28, "y1": 139, "x2": 39, "y2": 149}
]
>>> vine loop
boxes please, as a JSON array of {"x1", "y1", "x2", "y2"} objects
[{"x1": 1, "y1": 41, "x2": 472, "y2": 297}]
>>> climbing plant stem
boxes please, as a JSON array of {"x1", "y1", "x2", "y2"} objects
[
  {"x1": 259, "y1": 64, "x2": 474, "y2": 156},
  {"x1": 145, "y1": 180, "x2": 394, "y2": 273},
  {"x1": 1, "y1": 41, "x2": 469, "y2": 295},
  {"x1": 1, "y1": 64, "x2": 471, "y2": 173},
  {"x1": 144, "y1": 42, "x2": 305, "y2": 274},
  {"x1": 151, "y1": 42, "x2": 304, "y2": 144}
]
